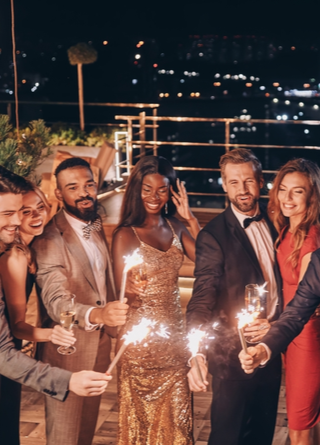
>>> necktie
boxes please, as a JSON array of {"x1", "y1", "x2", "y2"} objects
[
  {"x1": 82, "y1": 217, "x2": 102, "y2": 239},
  {"x1": 243, "y1": 213, "x2": 263, "y2": 229}
]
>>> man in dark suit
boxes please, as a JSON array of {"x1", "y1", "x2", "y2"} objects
[
  {"x1": 239, "y1": 248, "x2": 320, "y2": 370},
  {"x1": 186, "y1": 148, "x2": 283, "y2": 445}
]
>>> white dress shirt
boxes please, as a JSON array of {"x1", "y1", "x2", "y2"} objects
[
  {"x1": 231, "y1": 204, "x2": 279, "y2": 320},
  {"x1": 64, "y1": 210, "x2": 107, "y2": 331}
]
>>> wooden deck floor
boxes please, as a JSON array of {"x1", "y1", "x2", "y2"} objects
[
  {"x1": 19, "y1": 286, "x2": 290, "y2": 444},
  {"x1": 19, "y1": 357, "x2": 289, "y2": 445}
]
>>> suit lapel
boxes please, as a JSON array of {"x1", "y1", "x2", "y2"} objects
[
  {"x1": 55, "y1": 211, "x2": 99, "y2": 294},
  {"x1": 98, "y1": 227, "x2": 116, "y2": 300},
  {"x1": 225, "y1": 206, "x2": 265, "y2": 280}
]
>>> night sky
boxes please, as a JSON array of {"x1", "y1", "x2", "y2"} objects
[{"x1": 1, "y1": 0, "x2": 319, "y2": 42}]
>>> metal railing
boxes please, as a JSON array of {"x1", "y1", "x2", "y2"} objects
[{"x1": 114, "y1": 113, "x2": 320, "y2": 203}]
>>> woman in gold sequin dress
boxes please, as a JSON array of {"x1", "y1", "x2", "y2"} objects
[{"x1": 112, "y1": 156, "x2": 200, "y2": 445}]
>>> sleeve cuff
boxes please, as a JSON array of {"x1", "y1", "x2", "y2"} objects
[
  {"x1": 259, "y1": 342, "x2": 271, "y2": 366},
  {"x1": 187, "y1": 353, "x2": 207, "y2": 367},
  {"x1": 84, "y1": 307, "x2": 99, "y2": 331}
]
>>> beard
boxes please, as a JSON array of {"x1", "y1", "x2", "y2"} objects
[
  {"x1": 229, "y1": 193, "x2": 259, "y2": 214},
  {"x1": 63, "y1": 197, "x2": 98, "y2": 222}
]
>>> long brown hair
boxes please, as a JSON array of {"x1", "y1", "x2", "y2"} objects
[{"x1": 268, "y1": 158, "x2": 320, "y2": 268}]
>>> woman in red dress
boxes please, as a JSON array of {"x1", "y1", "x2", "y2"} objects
[{"x1": 268, "y1": 159, "x2": 320, "y2": 445}]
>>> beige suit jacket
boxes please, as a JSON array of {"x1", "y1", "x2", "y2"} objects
[{"x1": 33, "y1": 210, "x2": 116, "y2": 372}]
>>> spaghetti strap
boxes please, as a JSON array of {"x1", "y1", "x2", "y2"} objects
[
  {"x1": 131, "y1": 226, "x2": 142, "y2": 244},
  {"x1": 165, "y1": 218, "x2": 177, "y2": 238}
]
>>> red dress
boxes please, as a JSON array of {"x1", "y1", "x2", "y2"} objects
[{"x1": 277, "y1": 225, "x2": 320, "y2": 430}]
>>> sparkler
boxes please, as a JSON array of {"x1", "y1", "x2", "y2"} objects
[
  {"x1": 119, "y1": 249, "x2": 144, "y2": 303},
  {"x1": 187, "y1": 328, "x2": 206, "y2": 383},
  {"x1": 106, "y1": 318, "x2": 154, "y2": 374}
]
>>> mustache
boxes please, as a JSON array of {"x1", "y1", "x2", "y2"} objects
[{"x1": 75, "y1": 197, "x2": 94, "y2": 204}]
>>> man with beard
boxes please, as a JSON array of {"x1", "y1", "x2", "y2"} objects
[
  {"x1": 33, "y1": 158, "x2": 128, "y2": 445},
  {"x1": 186, "y1": 149, "x2": 283, "y2": 445}
]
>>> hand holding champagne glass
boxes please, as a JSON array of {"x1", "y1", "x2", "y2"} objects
[{"x1": 58, "y1": 294, "x2": 77, "y2": 355}]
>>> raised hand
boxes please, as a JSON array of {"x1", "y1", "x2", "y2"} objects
[{"x1": 170, "y1": 179, "x2": 195, "y2": 221}]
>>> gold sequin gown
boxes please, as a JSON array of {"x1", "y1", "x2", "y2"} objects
[{"x1": 117, "y1": 220, "x2": 193, "y2": 445}]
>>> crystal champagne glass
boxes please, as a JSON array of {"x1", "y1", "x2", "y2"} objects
[
  {"x1": 57, "y1": 294, "x2": 76, "y2": 355},
  {"x1": 244, "y1": 284, "x2": 261, "y2": 343}
]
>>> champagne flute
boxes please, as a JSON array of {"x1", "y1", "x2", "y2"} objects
[
  {"x1": 244, "y1": 284, "x2": 261, "y2": 344},
  {"x1": 245, "y1": 284, "x2": 261, "y2": 314},
  {"x1": 57, "y1": 294, "x2": 76, "y2": 355}
]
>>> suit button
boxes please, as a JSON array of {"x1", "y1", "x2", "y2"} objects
[{"x1": 96, "y1": 301, "x2": 101, "y2": 306}]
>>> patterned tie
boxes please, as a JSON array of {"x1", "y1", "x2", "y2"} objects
[
  {"x1": 243, "y1": 213, "x2": 263, "y2": 229},
  {"x1": 82, "y1": 217, "x2": 102, "y2": 239}
]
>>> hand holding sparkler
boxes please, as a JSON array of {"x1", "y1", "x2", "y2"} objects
[
  {"x1": 187, "y1": 328, "x2": 209, "y2": 392},
  {"x1": 238, "y1": 344, "x2": 269, "y2": 374}
]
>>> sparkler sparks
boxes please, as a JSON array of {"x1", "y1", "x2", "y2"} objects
[
  {"x1": 187, "y1": 328, "x2": 206, "y2": 383},
  {"x1": 119, "y1": 249, "x2": 144, "y2": 303},
  {"x1": 106, "y1": 318, "x2": 153, "y2": 374}
]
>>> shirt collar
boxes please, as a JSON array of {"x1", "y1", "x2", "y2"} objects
[
  {"x1": 63, "y1": 210, "x2": 87, "y2": 234},
  {"x1": 230, "y1": 203, "x2": 260, "y2": 229}
]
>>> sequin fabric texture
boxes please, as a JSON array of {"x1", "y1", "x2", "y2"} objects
[{"x1": 117, "y1": 222, "x2": 193, "y2": 445}]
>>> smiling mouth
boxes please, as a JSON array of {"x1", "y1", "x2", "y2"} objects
[
  {"x1": 30, "y1": 221, "x2": 43, "y2": 228},
  {"x1": 146, "y1": 202, "x2": 160, "y2": 209}
]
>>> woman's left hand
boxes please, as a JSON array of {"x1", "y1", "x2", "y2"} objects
[
  {"x1": 171, "y1": 179, "x2": 195, "y2": 221},
  {"x1": 244, "y1": 318, "x2": 271, "y2": 343}
]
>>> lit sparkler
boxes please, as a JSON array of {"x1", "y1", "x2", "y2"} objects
[
  {"x1": 106, "y1": 318, "x2": 154, "y2": 374},
  {"x1": 187, "y1": 328, "x2": 206, "y2": 383},
  {"x1": 119, "y1": 249, "x2": 144, "y2": 303}
]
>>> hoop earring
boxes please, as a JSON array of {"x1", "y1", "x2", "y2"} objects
[{"x1": 165, "y1": 203, "x2": 168, "y2": 214}]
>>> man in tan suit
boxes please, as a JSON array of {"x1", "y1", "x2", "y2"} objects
[{"x1": 33, "y1": 158, "x2": 128, "y2": 445}]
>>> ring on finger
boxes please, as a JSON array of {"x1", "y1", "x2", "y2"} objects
[{"x1": 258, "y1": 324, "x2": 268, "y2": 330}]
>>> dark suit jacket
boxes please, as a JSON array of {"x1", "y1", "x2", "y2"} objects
[
  {"x1": 186, "y1": 205, "x2": 283, "y2": 379},
  {"x1": 263, "y1": 248, "x2": 320, "y2": 359}
]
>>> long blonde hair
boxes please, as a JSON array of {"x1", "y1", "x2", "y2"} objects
[{"x1": 268, "y1": 158, "x2": 320, "y2": 269}]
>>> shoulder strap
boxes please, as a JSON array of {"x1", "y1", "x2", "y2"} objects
[
  {"x1": 165, "y1": 218, "x2": 176, "y2": 237},
  {"x1": 131, "y1": 226, "x2": 142, "y2": 243}
]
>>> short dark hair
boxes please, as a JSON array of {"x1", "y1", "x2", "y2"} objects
[
  {"x1": 54, "y1": 157, "x2": 93, "y2": 188},
  {"x1": 0, "y1": 165, "x2": 32, "y2": 194},
  {"x1": 117, "y1": 156, "x2": 177, "y2": 229},
  {"x1": 219, "y1": 148, "x2": 263, "y2": 183}
]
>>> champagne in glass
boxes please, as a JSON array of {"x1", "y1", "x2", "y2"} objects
[
  {"x1": 57, "y1": 294, "x2": 76, "y2": 355},
  {"x1": 245, "y1": 284, "x2": 261, "y2": 314},
  {"x1": 244, "y1": 284, "x2": 261, "y2": 344}
]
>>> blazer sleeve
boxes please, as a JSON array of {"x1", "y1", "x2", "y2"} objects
[
  {"x1": 263, "y1": 249, "x2": 320, "y2": 358},
  {"x1": 0, "y1": 300, "x2": 71, "y2": 401},
  {"x1": 186, "y1": 229, "x2": 224, "y2": 329},
  {"x1": 34, "y1": 235, "x2": 93, "y2": 330}
]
